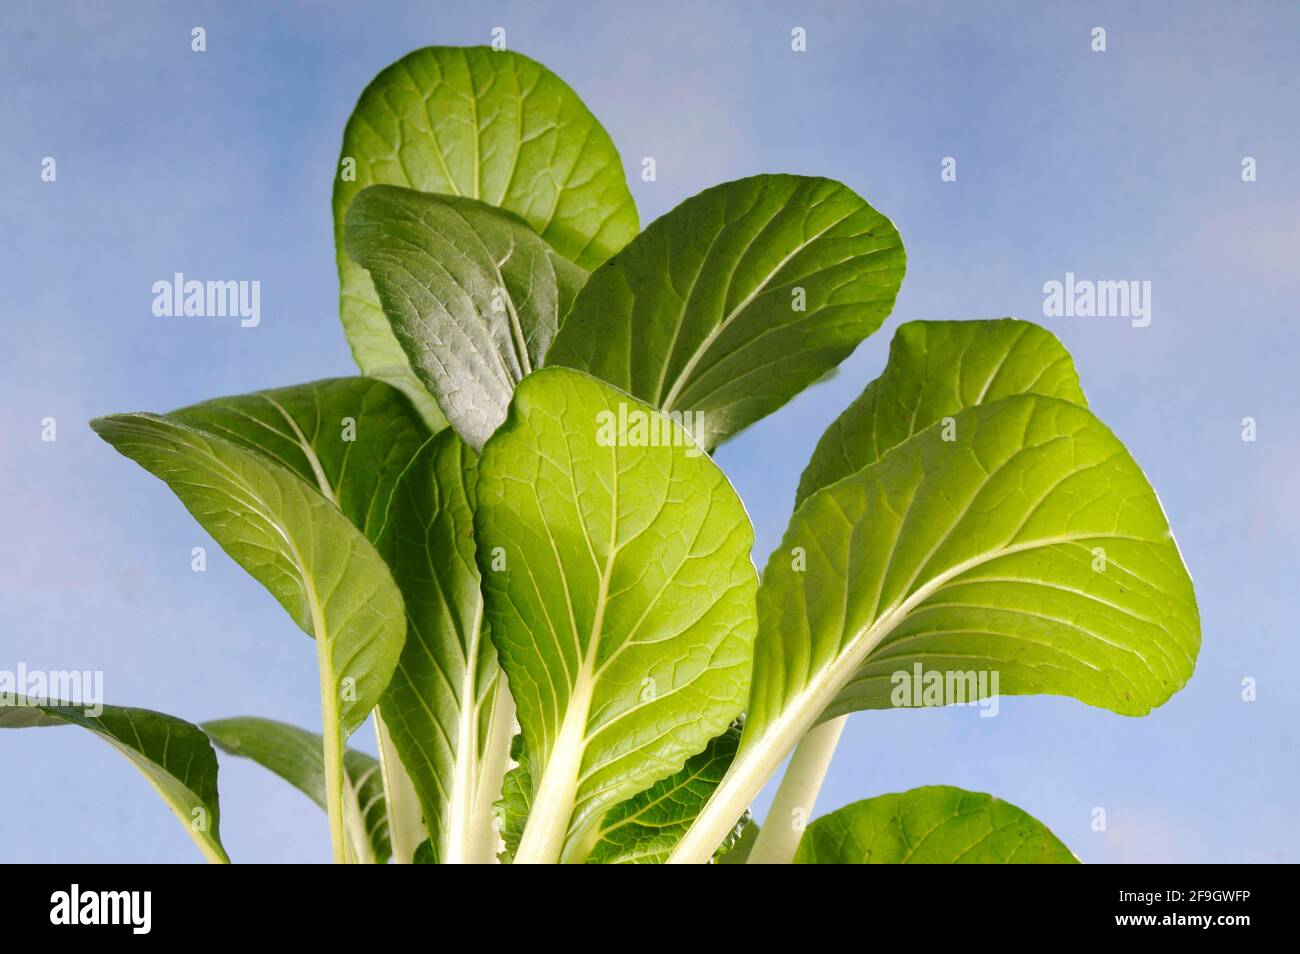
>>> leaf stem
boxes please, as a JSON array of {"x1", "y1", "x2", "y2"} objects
[
  {"x1": 745, "y1": 716, "x2": 847, "y2": 864},
  {"x1": 374, "y1": 713, "x2": 426, "y2": 863},
  {"x1": 315, "y1": 627, "x2": 351, "y2": 864}
]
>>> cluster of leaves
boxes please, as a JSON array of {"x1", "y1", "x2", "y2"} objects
[{"x1": 1, "y1": 47, "x2": 1200, "y2": 864}]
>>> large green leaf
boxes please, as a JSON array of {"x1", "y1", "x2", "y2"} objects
[
  {"x1": 203, "y1": 716, "x2": 391, "y2": 863},
  {"x1": 345, "y1": 186, "x2": 587, "y2": 452},
  {"x1": 671, "y1": 394, "x2": 1199, "y2": 861},
  {"x1": 1, "y1": 698, "x2": 228, "y2": 863},
  {"x1": 475, "y1": 367, "x2": 758, "y2": 862},
  {"x1": 170, "y1": 378, "x2": 432, "y2": 860},
  {"x1": 376, "y1": 428, "x2": 516, "y2": 863},
  {"x1": 333, "y1": 46, "x2": 637, "y2": 420},
  {"x1": 585, "y1": 723, "x2": 743, "y2": 864},
  {"x1": 91, "y1": 413, "x2": 406, "y2": 860},
  {"x1": 168, "y1": 377, "x2": 430, "y2": 539},
  {"x1": 546, "y1": 174, "x2": 906, "y2": 449},
  {"x1": 794, "y1": 786, "x2": 1077, "y2": 864},
  {"x1": 796, "y1": 318, "x2": 1088, "y2": 505}
]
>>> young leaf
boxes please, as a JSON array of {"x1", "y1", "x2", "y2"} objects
[
  {"x1": 1, "y1": 698, "x2": 229, "y2": 863},
  {"x1": 168, "y1": 376, "x2": 430, "y2": 539},
  {"x1": 546, "y1": 174, "x2": 906, "y2": 449},
  {"x1": 585, "y1": 723, "x2": 742, "y2": 864},
  {"x1": 203, "y1": 716, "x2": 391, "y2": 864},
  {"x1": 333, "y1": 46, "x2": 638, "y2": 421},
  {"x1": 672, "y1": 395, "x2": 1199, "y2": 861},
  {"x1": 796, "y1": 318, "x2": 1088, "y2": 505},
  {"x1": 91, "y1": 414, "x2": 406, "y2": 861},
  {"x1": 345, "y1": 186, "x2": 587, "y2": 452},
  {"x1": 475, "y1": 367, "x2": 758, "y2": 862},
  {"x1": 793, "y1": 786, "x2": 1077, "y2": 864},
  {"x1": 376, "y1": 429, "x2": 516, "y2": 863},
  {"x1": 496, "y1": 734, "x2": 532, "y2": 863}
]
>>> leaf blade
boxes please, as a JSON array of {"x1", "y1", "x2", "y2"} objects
[
  {"x1": 547, "y1": 174, "x2": 906, "y2": 448},
  {"x1": 202, "y1": 716, "x2": 391, "y2": 864},
  {"x1": 796, "y1": 318, "x2": 1089, "y2": 505},
  {"x1": 794, "y1": 786, "x2": 1077, "y2": 864},
  {"x1": 333, "y1": 46, "x2": 637, "y2": 414},
  {"x1": 475, "y1": 367, "x2": 758, "y2": 860},
  {"x1": 1, "y1": 698, "x2": 229, "y2": 863},
  {"x1": 344, "y1": 187, "x2": 586, "y2": 451}
]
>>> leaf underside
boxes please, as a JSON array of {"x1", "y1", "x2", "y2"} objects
[
  {"x1": 794, "y1": 786, "x2": 1077, "y2": 864},
  {"x1": 1, "y1": 698, "x2": 229, "y2": 863},
  {"x1": 333, "y1": 46, "x2": 638, "y2": 423},
  {"x1": 202, "y1": 716, "x2": 391, "y2": 863},
  {"x1": 547, "y1": 173, "x2": 906, "y2": 449}
]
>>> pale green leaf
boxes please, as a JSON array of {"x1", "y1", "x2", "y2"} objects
[
  {"x1": 794, "y1": 786, "x2": 1077, "y2": 864},
  {"x1": 167, "y1": 377, "x2": 430, "y2": 539},
  {"x1": 333, "y1": 46, "x2": 637, "y2": 415},
  {"x1": 672, "y1": 394, "x2": 1199, "y2": 861},
  {"x1": 796, "y1": 318, "x2": 1088, "y2": 505},
  {"x1": 475, "y1": 367, "x2": 758, "y2": 861},
  {"x1": 345, "y1": 187, "x2": 587, "y2": 451},
  {"x1": 1, "y1": 698, "x2": 229, "y2": 863},
  {"x1": 585, "y1": 723, "x2": 742, "y2": 864},
  {"x1": 203, "y1": 716, "x2": 391, "y2": 864},
  {"x1": 90, "y1": 414, "x2": 405, "y2": 741},
  {"x1": 547, "y1": 174, "x2": 906, "y2": 449},
  {"x1": 376, "y1": 428, "x2": 515, "y2": 863}
]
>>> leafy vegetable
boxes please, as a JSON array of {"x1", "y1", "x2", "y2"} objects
[
  {"x1": 796, "y1": 318, "x2": 1088, "y2": 505},
  {"x1": 16, "y1": 45, "x2": 1202, "y2": 867},
  {"x1": 203, "y1": 716, "x2": 391, "y2": 863},
  {"x1": 1, "y1": 698, "x2": 228, "y2": 863},
  {"x1": 91, "y1": 413, "x2": 406, "y2": 862},
  {"x1": 376, "y1": 428, "x2": 516, "y2": 863},
  {"x1": 345, "y1": 186, "x2": 587, "y2": 451},
  {"x1": 671, "y1": 393, "x2": 1199, "y2": 861},
  {"x1": 474, "y1": 367, "x2": 758, "y2": 862},
  {"x1": 547, "y1": 174, "x2": 906, "y2": 449},
  {"x1": 793, "y1": 786, "x2": 1076, "y2": 864},
  {"x1": 333, "y1": 46, "x2": 638, "y2": 424}
]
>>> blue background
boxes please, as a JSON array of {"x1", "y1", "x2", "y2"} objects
[{"x1": 2, "y1": 0, "x2": 1296, "y2": 863}]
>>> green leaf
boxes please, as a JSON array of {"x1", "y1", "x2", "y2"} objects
[
  {"x1": 91, "y1": 413, "x2": 406, "y2": 861},
  {"x1": 672, "y1": 394, "x2": 1199, "y2": 862},
  {"x1": 546, "y1": 174, "x2": 906, "y2": 449},
  {"x1": 333, "y1": 46, "x2": 637, "y2": 420},
  {"x1": 796, "y1": 318, "x2": 1089, "y2": 505},
  {"x1": 344, "y1": 186, "x2": 587, "y2": 452},
  {"x1": 1, "y1": 698, "x2": 228, "y2": 863},
  {"x1": 496, "y1": 734, "x2": 532, "y2": 863},
  {"x1": 202, "y1": 716, "x2": 391, "y2": 864},
  {"x1": 586, "y1": 723, "x2": 742, "y2": 864},
  {"x1": 376, "y1": 428, "x2": 516, "y2": 863},
  {"x1": 167, "y1": 377, "x2": 430, "y2": 539},
  {"x1": 714, "y1": 820, "x2": 759, "y2": 864},
  {"x1": 794, "y1": 786, "x2": 1077, "y2": 864},
  {"x1": 412, "y1": 838, "x2": 437, "y2": 863},
  {"x1": 475, "y1": 367, "x2": 758, "y2": 862}
]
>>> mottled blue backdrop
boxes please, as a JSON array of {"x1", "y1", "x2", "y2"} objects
[{"x1": 2, "y1": 0, "x2": 1296, "y2": 862}]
